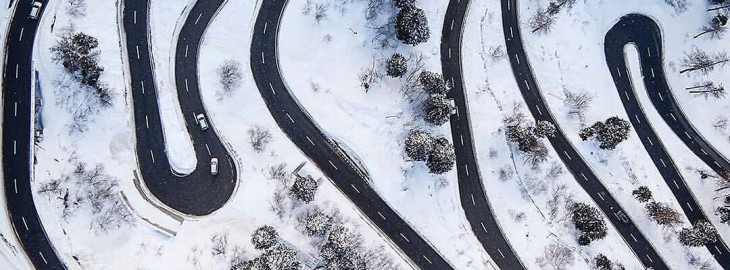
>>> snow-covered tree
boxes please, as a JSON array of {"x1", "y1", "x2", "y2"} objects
[
  {"x1": 289, "y1": 176, "x2": 318, "y2": 203},
  {"x1": 302, "y1": 210, "x2": 332, "y2": 237},
  {"x1": 632, "y1": 186, "x2": 652, "y2": 203},
  {"x1": 680, "y1": 48, "x2": 729, "y2": 75},
  {"x1": 393, "y1": 0, "x2": 416, "y2": 9},
  {"x1": 51, "y1": 32, "x2": 102, "y2": 87},
  {"x1": 686, "y1": 82, "x2": 725, "y2": 99},
  {"x1": 257, "y1": 243, "x2": 302, "y2": 270},
  {"x1": 385, "y1": 53, "x2": 408, "y2": 78},
  {"x1": 427, "y1": 137, "x2": 455, "y2": 174},
  {"x1": 695, "y1": 14, "x2": 727, "y2": 39},
  {"x1": 404, "y1": 129, "x2": 434, "y2": 161},
  {"x1": 252, "y1": 225, "x2": 278, "y2": 250},
  {"x1": 717, "y1": 206, "x2": 730, "y2": 224},
  {"x1": 593, "y1": 254, "x2": 613, "y2": 270},
  {"x1": 533, "y1": 120, "x2": 557, "y2": 138},
  {"x1": 571, "y1": 203, "x2": 607, "y2": 245},
  {"x1": 321, "y1": 227, "x2": 366, "y2": 270},
  {"x1": 678, "y1": 220, "x2": 719, "y2": 247},
  {"x1": 423, "y1": 95, "x2": 453, "y2": 125},
  {"x1": 645, "y1": 202, "x2": 682, "y2": 227},
  {"x1": 579, "y1": 116, "x2": 631, "y2": 150},
  {"x1": 395, "y1": 7, "x2": 430, "y2": 46},
  {"x1": 419, "y1": 71, "x2": 447, "y2": 95}
]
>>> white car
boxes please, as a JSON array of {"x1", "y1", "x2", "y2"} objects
[
  {"x1": 210, "y1": 158, "x2": 219, "y2": 176},
  {"x1": 196, "y1": 113, "x2": 209, "y2": 130},
  {"x1": 29, "y1": 1, "x2": 42, "y2": 20}
]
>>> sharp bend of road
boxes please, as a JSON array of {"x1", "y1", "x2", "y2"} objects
[
  {"x1": 122, "y1": 0, "x2": 237, "y2": 216},
  {"x1": 250, "y1": 0, "x2": 452, "y2": 269},
  {"x1": 2, "y1": 0, "x2": 65, "y2": 268},
  {"x1": 501, "y1": 0, "x2": 669, "y2": 268},
  {"x1": 605, "y1": 14, "x2": 730, "y2": 267},
  {"x1": 441, "y1": 0, "x2": 526, "y2": 269}
]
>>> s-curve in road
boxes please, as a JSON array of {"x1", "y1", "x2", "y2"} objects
[
  {"x1": 250, "y1": 0, "x2": 452, "y2": 269},
  {"x1": 122, "y1": 0, "x2": 237, "y2": 216},
  {"x1": 441, "y1": 0, "x2": 526, "y2": 269},
  {"x1": 605, "y1": 14, "x2": 730, "y2": 267},
  {"x1": 2, "y1": 0, "x2": 65, "y2": 268},
  {"x1": 501, "y1": 0, "x2": 668, "y2": 268}
]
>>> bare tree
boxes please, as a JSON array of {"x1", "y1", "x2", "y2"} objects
[
  {"x1": 66, "y1": 0, "x2": 87, "y2": 17},
  {"x1": 359, "y1": 60, "x2": 383, "y2": 92},
  {"x1": 217, "y1": 60, "x2": 243, "y2": 97},
  {"x1": 537, "y1": 243, "x2": 574, "y2": 270},
  {"x1": 695, "y1": 14, "x2": 727, "y2": 39},
  {"x1": 266, "y1": 163, "x2": 290, "y2": 184},
  {"x1": 680, "y1": 48, "x2": 730, "y2": 75},
  {"x1": 211, "y1": 233, "x2": 228, "y2": 256},
  {"x1": 248, "y1": 126, "x2": 272, "y2": 153},
  {"x1": 564, "y1": 90, "x2": 593, "y2": 118},
  {"x1": 530, "y1": 7, "x2": 555, "y2": 34},
  {"x1": 686, "y1": 82, "x2": 725, "y2": 99}
]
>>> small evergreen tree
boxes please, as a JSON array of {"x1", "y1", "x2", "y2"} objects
[
  {"x1": 579, "y1": 116, "x2": 631, "y2": 150},
  {"x1": 289, "y1": 176, "x2": 318, "y2": 203},
  {"x1": 393, "y1": 0, "x2": 416, "y2": 9},
  {"x1": 258, "y1": 243, "x2": 302, "y2": 270},
  {"x1": 423, "y1": 95, "x2": 453, "y2": 125},
  {"x1": 404, "y1": 129, "x2": 434, "y2": 161},
  {"x1": 419, "y1": 71, "x2": 447, "y2": 95},
  {"x1": 678, "y1": 220, "x2": 719, "y2": 247},
  {"x1": 302, "y1": 210, "x2": 332, "y2": 237},
  {"x1": 571, "y1": 203, "x2": 608, "y2": 245},
  {"x1": 252, "y1": 225, "x2": 278, "y2": 250},
  {"x1": 632, "y1": 186, "x2": 652, "y2": 203},
  {"x1": 395, "y1": 7, "x2": 430, "y2": 46},
  {"x1": 320, "y1": 227, "x2": 366, "y2": 270},
  {"x1": 717, "y1": 206, "x2": 730, "y2": 224},
  {"x1": 386, "y1": 53, "x2": 408, "y2": 78},
  {"x1": 532, "y1": 120, "x2": 557, "y2": 138},
  {"x1": 593, "y1": 254, "x2": 613, "y2": 270},
  {"x1": 645, "y1": 202, "x2": 682, "y2": 227},
  {"x1": 427, "y1": 137, "x2": 456, "y2": 174}
]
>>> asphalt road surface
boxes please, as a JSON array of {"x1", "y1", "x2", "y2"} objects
[
  {"x1": 441, "y1": 0, "x2": 526, "y2": 269},
  {"x1": 122, "y1": 0, "x2": 237, "y2": 216},
  {"x1": 605, "y1": 14, "x2": 730, "y2": 267},
  {"x1": 501, "y1": 0, "x2": 669, "y2": 268},
  {"x1": 250, "y1": 0, "x2": 452, "y2": 269},
  {"x1": 2, "y1": 0, "x2": 65, "y2": 268}
]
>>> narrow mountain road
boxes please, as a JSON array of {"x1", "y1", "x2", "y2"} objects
[
  {"x1": 122, "y1": 0, "x2": 237, "y2": 216},
  {"x1": 501, "y1": 0, "x2": 669, "y2": 268},
  {"x1": 605, "y1": 14, "x2": 730, "y2": 267},
  {"x1": 441, "y1": 0, "x2": 526, "y2": 268}
]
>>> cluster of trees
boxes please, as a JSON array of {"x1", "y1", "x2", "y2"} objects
[
  {"x1": 249, "y1": 126, "x2": 273, "y2": 153},
  {"x1": 681, "y1": 48, "x2": 729, "y2": 101},
  {"x1": 579, "y1": 116, "x2": 631, "y2": 150},
  {"x1": 393, "y1": 0, "x2": 430, "y2": 46},
  {"x1": 529, "y1": 0, "x2": 577, "y2": 34},
  {"x1": 632, "y1": 186, "x2": 683, "y2": 228},
  {"x1": 570, "y1": 202, "x2": 608, "y2": 245},
  {"x1": 593, "y1": 254, "x2": 625, "y2": 270},
  {"x1": 231, "y1": 225, "x2": 302, "y2": 270},
  {"x1": 678, "y1": 220, "x2": 719, "y2": 247},
  {"x1": 51, "y1": 31, "x2": 111, "y2": 107},
  {"x1": 505, "y1": 120, "x2": 556, "y2": 166},
  {"x1": 404, "y1": 129, "x2": 456, "y2": 174}
]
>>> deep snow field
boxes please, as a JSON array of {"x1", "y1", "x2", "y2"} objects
[{"x1": 0, "y1": 0, "x2": 728, "y2": 269}]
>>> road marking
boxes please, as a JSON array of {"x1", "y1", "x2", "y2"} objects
[
  {"x1": 39, "y1": 252, "x2": 47, "y2": 264},
  {"x1": 701, "y1": 148, "x2": 708, "y2": 155},
  {"x1": 263, "y1": 22, "x2": 268, "y2": 34},
  {"x1": 328, "y1": 160, "x2": 338, "y2": 170},
  {"x1": 535, "y1": 105, "x2": 542, "y2": 115},
  {"x1": 481, "y1": 222, "x2": 488, "y2": 233},
  {"x1": 616, "y1": 67, "x2": 621, "y2": 77},
  {"x1": 515, "y1": 54, "x2": 520, "y2": 64},
  {"x1": 261, "y1": 51, "x2": 265, "y2": 64},
  {"x1": 471, "y1": 194, "x2": 476, "y2": 205},
  {"x1": 508, "y1": 0, "x2": 511, "y2": 10},
  {"x1": 136, "y1": 45, "x2": 140, "y2": 59},
  {"x1": 400, "y1": 233, "x2": 410, "y2": 242},
  {"x1": 660, "y1": 158, "x2": 666, "y2": 167},
  {"x1": 624, "y1": 91, "x2": 630, "y2": 100},
  {"x1": 450, "y1": 20, "x2": 454, "y2": 30},
  {"x1": 634, "y1": 115, "x2": 641, "y2": 124},
  {"x1": 378, "y1": 211, "x2": 386, "y2": 220},
  {"x1": 714, "y1": 161, "x2": 721, "y2": 167},
  {"x1": 684, "y1": 131, "x2": 691, "y2": 140},
  {"x1": 647, "y1": 137, "x2": 653, "y2": 146},
  {"x1": 650, "y1": 68, "x2": 655, "y2": 78},
  {"x1": 657, "y1": 92, "x2": 663, "y2": 101},
  {"x1": 13, "y1": 179, "x2": 17, "y2": 194},
  {"x1": 630, "y1": 233, "x2": 637, "y2": 242},
  {"x1": 145, "y1": 115, "x2": 149, "y2": 129},
  {"x1": 510, "y1": 27, "x2": 514, "y2": 38},
  {"x1": 449, "y1": 48, "x2": 452, "y2": 58},
  {"x1": 18, "y1": 27, "x2": 24, "y2": 41},
  {"x1": 563, "y1": 151, "x2": 571, "y2": 160},
  {"x1": 646, "y1": 254, "x2": 653, "y2": 263},
  {"x1": 15, "y1": 64, "x2": 19, "y2": 79},
  {"x1": 464, "y1": 164, "x2": 469, "y2": 176},
  {"x1": 597, "y1": 192, "x2": 605, "y2": 201},
  {"x1": 194, "y1": 13, "x2": 203, "y2": 25},
  {"x1": 581, "y1": 173, "x2": 588, "y2": 181},
  {"x1": 306, "y1": 136, "x2": 315, "y2": 146},
  {"x1": 285, "y1": 112, "x2": 294, "y2": 123},
  {"x1": 523, "y1": 80, "x2": 530, "y2": 91},
  {"x1": 351, "y1": 184, "x2": 360, "y2": 193},
  {"x1": 423, "y1": 255, "x2": 432, "y2": 265},
  {"x1": 686, "y1": 202, "x2": 693, "y2": 211},
  {"x1": 185, "y1": 79, "x2": 190, "y2": 92},
  {"x1": 498, "y1": 248, "x2": 505, "y2": 258},
  {"x1": 716, "y1": 246, "x2": 722, "y2": 254},
  {"x1": 14, "y1": 102, "x2": 17, "y2": 117},
  {"x1": 673, "y1": 179, "x2": 679, "y2": 189},
  {"x1": 21, "y1": 217, "x2": 28, "y2": 231},
  {"x1": 269, "y1": 82, "x2": 276, "y2": 95},
  {"x1": 205, "y1": 144, "x2": 211, "y2": 155},
  {"x1": 460, "y1": 135, "x2": 464, "y2": 146},
  {"x1": 669, "y1": 113, "x2": 676, "y2": 121},
  {"x1": 647, "y1": 47, "x2": 651, "y2": 57},
  {"x1": 185, "y1": 45, "x2": 189, "y2": 58},
  {"x1": 134, "y1": 11, "x2": 137, "y2": 24},
  {"x1": 150, "y1": 150, "x2": 155, "y2": 163},
  {"x1": 13, "y1": 140, "x2": 16, "y2": 155},
  {"x1": 141, "y1": 81, "x2": 145, "y2": 94}
]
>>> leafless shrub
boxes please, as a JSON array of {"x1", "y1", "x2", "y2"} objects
[
  {"x1": 547, "y1": 184, "x2": 567, "y2": 221},
  {"x1": 546, "y1": 162, "x2": 564, "y2": 180},
  {"x1": 66, "y1": 0, "x2": 87, "y2": 17},
  {"x1": 211, "y1": 233, "x2": 228, "y2": 256},
  {"x1": 537, "y1": 243, "x2": 575, "y2": 270},
  {"x1": 686, "y1": 82, "x2": 725, "y2": 99},
  {"x1": 270, "y1": 187, "x2": 291, "y2": 219},
  {"x1": 359, "y1": 60, "x2": 383, "y2": 93},
  {"x1": 680, "y1": 48, "x2": 729, "y2": 75},
  {"x1": 266, "y1": 163, "x2": 290, "y2": 184},
  {"x1": 713, "y1": 116, "x2": 728, "y2": 131},
  {"x1": 488, "y1": 45, "x2": 507, "y2": 62},
  {"x1": 303, "y1": 0, "x2": 329, "y2": 23},
  {"x1": 564, "y1": 90, "x2": 593, "y2": 118},
  {"x1": 218, "y1": 60, "x2": 243, "y2": 97},
  {"x1": 529, "y1": 7, "x2": 555, "y2": 34},
  {"x1": 248, "y1": 126, "x2": 272, "y2": 153}
]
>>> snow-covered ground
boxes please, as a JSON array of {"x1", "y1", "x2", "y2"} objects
[{"x1": 25, "y1": 0, "x2": 407, "y2": 268}]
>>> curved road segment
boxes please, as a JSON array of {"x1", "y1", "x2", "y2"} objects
[
  {"x1": 122, "y1": 0, "x2": 237, "y2": 216},
  {"x1": 501, "y1": 0, "x2": 669, "y2": 268},
  {"x1": 250, "y1": 0, "x2": 452, "y2": 269},
  {"x1": 2, "y1": 0, "x2": 65, "y2": 268},
  {"x1": 605, "y1": 14, "x2": 730, "y2": 267},
  {"x1": 441, "y1": 0, "x2": 526, "y2": 269}
]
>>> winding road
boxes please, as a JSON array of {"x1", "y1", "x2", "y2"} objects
[
  {"x1": 441, "y1": 0, "x2": 526, "y2": 269},
  {"x1": 605, "y1": 14, "x2": 730, "y2": 267},
  {"x1": 122, "y1": 0, "x2": 237, "y2": 216},
  {"x1": 501, "y1": 0, "x2": 669, "y2": 268},
  {"x1": 2, "y1": 0, "x2": 65, "y2": 268},
  {"x1": 250, "y1": 0, "x2": 452, "y2": 269}
]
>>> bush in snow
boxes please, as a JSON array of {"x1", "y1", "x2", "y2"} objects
[
  {"x1": 289, "y1": 176, "x2": 318, "y2": 203},
  {"x1": 66, "y1": 0, "x2": 87, "y2": 17},
  {"x1": 536, "y1": 243, "x2": 574, "y2": 270},
  {"x1": 321, "y1": 226, "x2": 367, "y2": 270},
  {"x1": 385, "y1": 53, "x2": 408, "y2": 78},
  {"x1": 211, "y1": 233, "x2": 228, "y2": 256},
  {"x1": 301, "y1": 210, "x2": 333, "y2": 237},
  {"x1": 393, "y1": 0, "x2": 416, "y2": 9},
  {"x1": 593, "y1": 254, "x2": 624, "y2": 270},
  {"x1": 404, "y1": 129, "x2": 434, "y2": 161},
  {"x1": 563, "y1": 90, "x2": 594, "y2": 118},
  {"x1": 252, "y1": 225, "x2": 279, "y2": 250},
  {"x1": 570, "y1": 202, "x2": 607, "y2": 245},
  {"x1": 237, "y1": 243, "x2": 301, "y2": 270},
  {"x1": 663, "y1": 0, "x2": 688, "y2": 13},
  {"x1": 218, "y1": 60, "x2": 243, "y2": 96},
  {"x1": 427, "y1": 137, "x2": 455, "y2": 174},
  {"x1": 395, "y1": 7, "x2": 430, "y2": 46},
  {"x1": 632, "y1": 186, "x2": 653, "y2": 203},
  {"x1": 505, "y1": 121, "x2": 550, "y2": 166},
  {"x1": 678, "y1": 220, "x2": 719, "y2": 247},
  {"x1": 645, "y1": 202, "x2": 682, "y2": 228},
  {"x1": 717, "y1": 198, "x2": 730, "y2": 224},
  {"x1": 579, "y1": 116, "x2": 631, "y2": 150},
  {"x1": 533, "y1": 120, "x2": 557, "y2": 138},
  {"x1": 419, "y1": 71, "x2": 447, "y2": 95},
  {"x1": 422, "y1": 94, "x2": 453, "y2": 126},
  {"x1": 249, "y1": 126, "x2": 273, "y2": 153}
]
